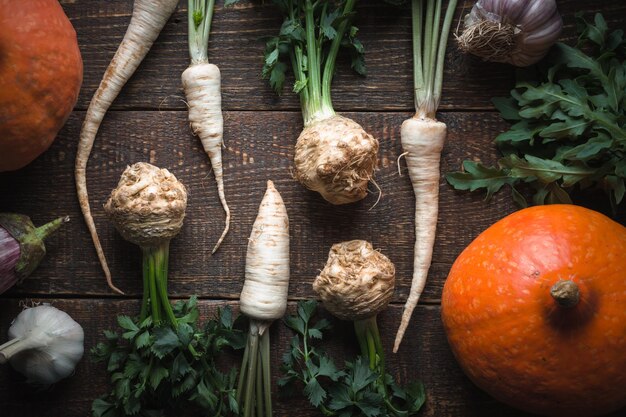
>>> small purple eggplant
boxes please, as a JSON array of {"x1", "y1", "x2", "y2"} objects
[{"x1": 0, "y1": 214, "x2": 69, "y2": 294}]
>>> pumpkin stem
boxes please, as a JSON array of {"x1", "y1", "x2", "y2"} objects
[{"x1": 550, "y1": 280, "x2": 580, "y2": 308}]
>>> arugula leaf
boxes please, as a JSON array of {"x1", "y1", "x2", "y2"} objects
[
  {"x1": 445, "y1": 160, "x2": 519, "y2": 200},
  {"x1": 447, "y1": 13, "x2": 626, "y2": 209}
]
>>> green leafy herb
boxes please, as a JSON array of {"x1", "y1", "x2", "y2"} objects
[
  {"x1": 446, "y1": 13, "x2": 626, "y2": 210},
  {"x1": 280, "y1": 301, "x2": 426, "y2": 417},
  {"x1": 91, "y1": 298, "x2": 245, "y2": 417},
  {"x1": 262, "y1": 0, "x2": 365, "y2": 125}
]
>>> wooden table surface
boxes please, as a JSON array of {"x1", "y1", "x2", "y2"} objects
[{"x1": 1, "y1": 1, "x2": 625, "y2": 416}]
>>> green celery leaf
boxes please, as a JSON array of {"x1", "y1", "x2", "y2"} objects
[
  {"x1": 293, "y1": 78, "x2": 308, "y2": 94},
  {"x1": 123, "y1": 354, "x2": 144, "y2": 379},
  {"x1": 357, "y1": 391, "x2": 384, "y2": 417},
  {"x1": 284, "y1": 315, "x2": 306, "y2": 335},
  {"x1": 317, "y1": 355, "x2": 341, "y2": 380},
  {"x1": 171, "y1": 352, "x2": 192, "y2": 381},
  {"x1": 149, "y1": 366, "x2": 169, "y2": 390},
  {"x1": 280, "y1": 18, "x2": 305, "y2": 42},
  {"x1": 327, "y1": 383, "x2": 353, "y2": 410},
  {"x1": 298, "y1": 299, "x2": 317, "y2": 323},
  {"x1": 92, "y1": 398, "x2": 116, "y2": 417},
  {"x1": 350, "y1": 358, "x2": 378, "y2": 392},
  {"x1": 117, "y1": 316, "x2": 139, "y2": 332},
  {"x1": 151, "y1": 327, "x2": 180, "y2": 358},
  {"x1": 107, "y1": 350, "x2": 127, "y2": 372},
  {"x1": 269, "y1": 62, "x2": 287, "y2": 95},
  {"x1": 320, "y1": 9, "x2": 340, "y2": 40},
  {"x1": 134, "y1": 331, "x2": 150, "y2": 349},
  {"x1": 405, "y1": 381, "x2": 427, "y2": 413},
  {"x1": 304, "y1": 377, "x2": 327, "y2": 407}
]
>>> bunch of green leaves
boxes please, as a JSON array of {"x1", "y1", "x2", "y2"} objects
[
  {"x1": 91, "y1": 297, "x2": 246, "y2": 417},
  {"x1": 279, "y1": 301, "x2": 425, "y2": 417},
  {"x1": 261, "y1": 0, "x2": 365, "y2": 123},
  {"x1": 446, "y1": 13, "x2": 626, "y2": 210}
]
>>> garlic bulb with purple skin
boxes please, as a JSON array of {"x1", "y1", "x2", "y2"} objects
[
  {"x1": 457, "y1": 0, "x2": 563, "y2": 67},
  {"x1": 0, "y1": 214, "x2": 69, "y2": 294}
]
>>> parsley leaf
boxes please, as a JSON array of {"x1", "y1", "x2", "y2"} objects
[
  {"x1": 91, "y1": 300, "x2": 244, "y2": 417},
  {"x1": 281, "y1": 301, "x2": 426, "y2": 417}
]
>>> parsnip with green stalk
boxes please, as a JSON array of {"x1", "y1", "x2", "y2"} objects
[
  {"x1": 75, "y1": 0, "x2": 179, "y2": 294},
  {"x1": 182, "y1": 0, "x2": 230, "y2": 253},
  {"x1": 262, "y1": 0, "x2": 378, "y2": 204},
  {"x1": 236, "y1": 180, "x2": 289, "y2": 417},
  {"x1": 394, "y1": 0, "x2": 458, "y2": 353}
]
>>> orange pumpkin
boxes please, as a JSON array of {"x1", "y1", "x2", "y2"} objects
[
  {"x1": 441, "y1": 205, "x2": 626, "y2": 417},
  {"x1": 0, "y1": 0, "x2": 82, "y2": 172}
]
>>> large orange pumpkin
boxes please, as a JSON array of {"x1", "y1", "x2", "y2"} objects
[
  {"x1": 0, "y1": 0, "x2": 82, "y2": 172},
  {"x1": 441, "y1": 205, "x2": 626, "y2": 417}
]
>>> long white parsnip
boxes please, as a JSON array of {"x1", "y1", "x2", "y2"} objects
[
  {"x1": 394, "y1": 117, "x2": 446, "y2": 352},
  {"x1": 182, "y1": 0, "x2": 230, "y2": 253},
  {"x1": 393, "y1": 0, "x2": 457, "y2": 353},
  {"x1": 75, "y1": 0, "x2": 179, "y2": 294},
  {"x1": 237, "y1": 180, "x2": 289, "y2": 417}
]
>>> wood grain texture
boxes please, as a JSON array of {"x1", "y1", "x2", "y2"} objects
[
  {"x1": 0, "y1": 297, "x2": 600, "y2": 417},
  {"x1": 1, "y1": 1, "x2": 626, "y2": 416},
  {"x1": 62, "y1": 0, "x2": 626, "y2": 112},
  {"x1": 0, "y1": 110, "x2": 519, "y2": 300}
]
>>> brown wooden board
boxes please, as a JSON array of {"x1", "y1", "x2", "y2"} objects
[
  {"x1": 0, "y1": 110, "x2": 519, "y2": 301},
  {"x1": 1, "y1": 0, "x2": 626, "y2": 416},
  {"x1": 62, "y1": 0, "x2": 626, "y2": 112},
  {"x1": 3, "y1": 298, "x2": 621, "y2": 417}
]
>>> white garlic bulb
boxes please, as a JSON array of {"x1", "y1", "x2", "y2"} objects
[
  {"x1": 0, "y1": 304, "x2": 84, "y2": 385},
  {"x1": 457, "y1": 0, "x2": 563, "y2": 67}
]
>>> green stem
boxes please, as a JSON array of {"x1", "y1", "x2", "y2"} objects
[
  {"x1": 147, "y1": 248, "x2": 161, "y2": 323},
  {"x1": 353, "y1": 316, "x2": 384, "y2": 376},
  {"x1": 412, "y1": 0, "x2": 424, "y2": 110},
  {"x1": 427, "y1": 0, "x2": 442, "y2": 96},
  {"x1": 412, "y1": 0, "x2": 457, "y2": 118},
  {"x1": 256, "y1": 347, "x2": 264, "y2": 417},
  {"x1": 33, "y1": 216, "x2": 69, "y2": 241},
  {"x1": 433, "y1": 0, "x2": 457, "y2": 111},
  {"x1": 155, "y1": 243, "x2": 177, "y2": 327},
  {"x1": 188, "y1": 0, "x2": 216, "y2": 64},
  {"x1": 261, "y1": 330, "x2": 272, "y2": 417},
  {"x1": 242, "y1": 322, "x2": 260, "y2": 417},
  {"x1": 304, "y1": 0, "x2": 323, "y2": 124},
  {"x1": 142, "y1": 241, "x2": 173, "y2": 325},
  {"x1": 236, "y1": 334, "x2": 251, "y2": 404},
  {"x1": 320, "y1": 0, "x2": 357, "y2": 116},
  {"x1": 140, "y1": 253, "x2": 150, "y2": 321}
]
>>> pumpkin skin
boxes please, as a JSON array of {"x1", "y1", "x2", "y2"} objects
[
  {"x1": 0, "y1": 0, "x2": 83, "y2": 172},
  {"x1": 441, "y1": 205, "x2": 626, "y2": 417}
]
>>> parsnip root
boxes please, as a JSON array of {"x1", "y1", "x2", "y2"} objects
[
  {"x1": 75, "y1": 0, "x2": 179, "y2": 294},
  {"x1": 181, "y1": 63, "x2": 230, "y2": 253},
  {"x1": 393, "y1": 116, "x2": 446, "y2": 353}
]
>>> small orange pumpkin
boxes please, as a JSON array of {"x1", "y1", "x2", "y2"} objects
[
  {"x1": 441, "y1": 205, "x2": 626, "y2": 417},
  {"x1": 0, "y1": 0, "x2": 83, "y2": 172}
]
